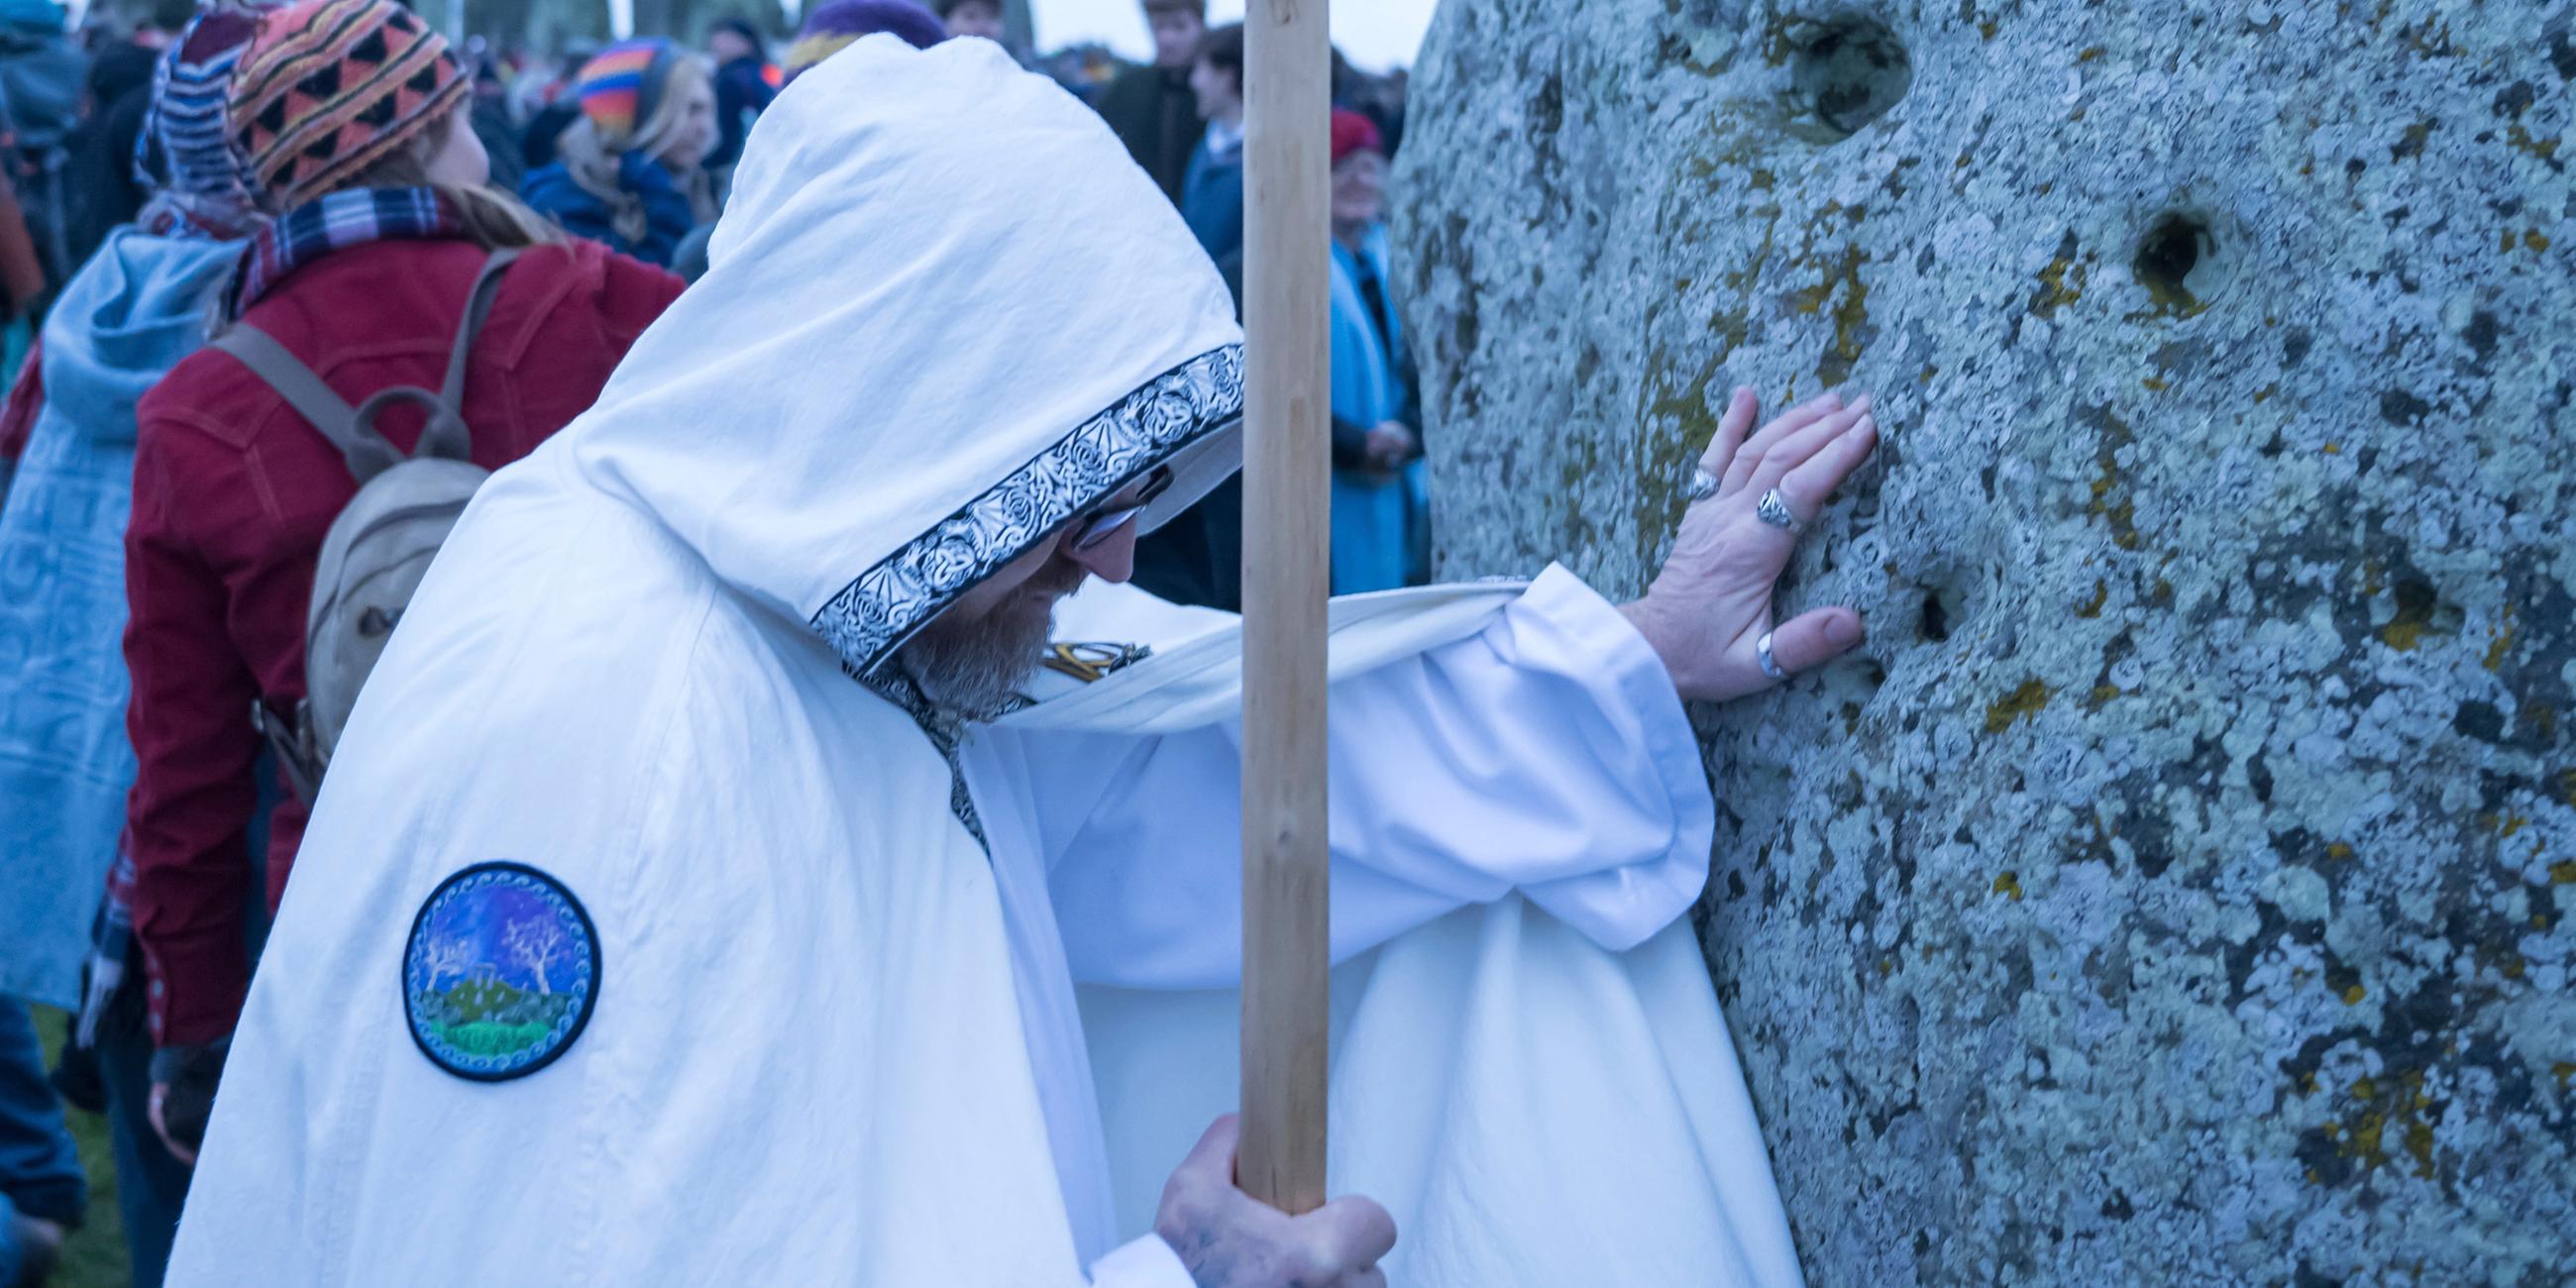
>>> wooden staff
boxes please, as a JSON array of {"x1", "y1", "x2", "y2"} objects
[{"x1": 1238, "y1": 0, "x2": 1332, "y2": 1216}]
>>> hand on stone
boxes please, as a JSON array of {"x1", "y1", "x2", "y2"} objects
[
  {"x1": 1620, "y1": 385, "x2": 1878, "y2": 702},
  {"x1": 1154, "y1": 1115, "x2": 1397, "y2": 1288}
]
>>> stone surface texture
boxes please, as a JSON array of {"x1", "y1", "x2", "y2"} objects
[{"x1": 1397, "y1": 0, "x2": 2573, "y2": 1282}]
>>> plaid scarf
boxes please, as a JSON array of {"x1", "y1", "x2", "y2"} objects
[{"x1": 228, "y1": 186, "x2": 467, "y2": 319}]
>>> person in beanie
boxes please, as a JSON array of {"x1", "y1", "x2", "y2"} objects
[
  {"x1": 1093, "y1": 0, "x2": 1204, "y2": 205},
  {"x1": 1321, "y1": 108, "x2": 1425, "y2": 593},
  {"x1": 0, "y1": 9, "x2": 283, "y2": 1280},
  {"x1": 780, "y1": 0, "x2": 945, "y2": 84},
  {"x1": 120, "y1": 0, "x2": 683, "y2": 1181},
  {"x1": 702, "y1": 17, "x2": 776, "y2": 173},
  {"x1": 519, "y1": 39, "x2": 718, "y2": 268}
]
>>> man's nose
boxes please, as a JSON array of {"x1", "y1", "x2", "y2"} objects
[{"x1": 1067, "y1": 523, "x2": 1137, "y2": 584}]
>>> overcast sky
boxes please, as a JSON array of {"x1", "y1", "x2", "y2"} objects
[{"x1": 1029, "y1": 0, "x2": 1438, "y2": 71}]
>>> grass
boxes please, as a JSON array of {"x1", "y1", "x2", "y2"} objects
[{"x1": 29, "y1": 1005, "x2": 132, "y2": 1288}]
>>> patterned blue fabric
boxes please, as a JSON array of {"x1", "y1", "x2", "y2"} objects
[
  {"x1": 1327, "y1": 222, "x2": 1425, "y2": 593},
  {"x1": 0, "y1": 229, "x2": 244, "y2": 1009},
  {"x1": 227, "y1": 186, "x2": 462, "y2": 319}
]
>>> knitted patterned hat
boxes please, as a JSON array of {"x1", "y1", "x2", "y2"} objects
[
  {"x1": 228, "y1": 0, "x2": 470, "y2": 211},
  {"x1": 784, "y1": 0, "x2": 944, "y2": 83},
  {"x1": 142, "y1": 3, "x2": 284, "y2": 206},
  {"x1": 573, "y1": 40, "x2": 677, "y2": 148}
]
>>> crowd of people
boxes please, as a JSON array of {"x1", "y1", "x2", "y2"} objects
[{"x1": 0, "y1": 0, "x2": 1425, "y2": 1283}]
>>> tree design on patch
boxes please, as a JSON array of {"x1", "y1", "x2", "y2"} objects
[{"x1": 402, "y1": 863, "x2": 597, "y2": 1079}]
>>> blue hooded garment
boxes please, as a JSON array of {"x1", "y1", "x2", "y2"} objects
[
  {"x1": 1327, "y1": 221, "x2": 1427, "y2": 594},
  {"x1": 0, "y1": 226, "x2": 240, "y2": 1008}
]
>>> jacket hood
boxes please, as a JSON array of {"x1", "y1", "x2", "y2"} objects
[
  {"x1": 566, "y1": 36, "x2": 1242, "y2": 676},
  {"x1": 40, "y1": 227, "x2": 242, "y2": 445}
]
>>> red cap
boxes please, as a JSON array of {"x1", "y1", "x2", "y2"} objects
[{"x1": 1330, "y1": 108, "x2": 1383, "y2": 166}]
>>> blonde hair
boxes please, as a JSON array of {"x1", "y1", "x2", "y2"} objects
[
  {"x1": 343, "y1": 108, "x2": 567, "y2": 250},
  {"x1": 628, "y1": 54, "x2": 713, "y2": 162},
  {"x1": 210, "y1": 105, "x2": 562, "y2": 333}
]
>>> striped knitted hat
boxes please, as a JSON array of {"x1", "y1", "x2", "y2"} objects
[
  {"x1": 227, "y1": 0, "x2": 470, "y2": 211},
  {"x1": 142, "y1": 3, "x2": 284, "y2": 206},
  {"x1": 573, "y1": 40, "x2": 677, "y2": 148}
]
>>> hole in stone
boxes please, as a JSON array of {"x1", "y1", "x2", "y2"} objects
[
  {"x1": 2130, "y1": 210, "x2": 2229, "y2": 315},
  {"x1": 1919, "y1": 590, "x2": 1952, "y2": 642},
  {"x1": 1790, "y1": 15, "x2": 1912, "y2": 140}
]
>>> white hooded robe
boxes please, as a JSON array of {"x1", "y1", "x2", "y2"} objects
[{"x1": 167, "y1": 37, "x2": 1803, "y2": 1288}]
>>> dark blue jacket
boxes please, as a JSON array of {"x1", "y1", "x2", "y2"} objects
[
  {"x1": 1180, "y1": 129, "x2": 1243, "y2": 266},
  {"x1": 520, "y1": 153, "x2": 697, "y2": 268}
]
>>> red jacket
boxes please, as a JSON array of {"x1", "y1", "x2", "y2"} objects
[{"x1": 123, "y1": 235, "x2": 682, "y2": 1047}]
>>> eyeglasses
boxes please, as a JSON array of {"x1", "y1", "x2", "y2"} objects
[{"x1": 1069, "y1": 466, "x2": 1175, "y2": 552}]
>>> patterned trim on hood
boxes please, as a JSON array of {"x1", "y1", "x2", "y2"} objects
[{"x1": 809, "y1": 343, "x2": 1244, "y2": 675}]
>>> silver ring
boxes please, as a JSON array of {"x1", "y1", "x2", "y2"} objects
[
  {"x1": 1756, "y1": 487, "x2": 1803, "y2": 533},
  {"x1": 1757, "y1": 631, "x2": 1786, "y2": 680},
  {"x1": 1685, "y1": 469, "x2": 1720, "y2": 503}
]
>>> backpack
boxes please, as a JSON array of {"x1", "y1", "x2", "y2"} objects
[{"x1": 209, "y1": 250, "x2": 519, "y2": 802}]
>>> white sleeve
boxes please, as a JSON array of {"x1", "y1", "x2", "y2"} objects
[
  {"x1": 1089, "y1": 1234, "x2": 1197, "y2": 1287},
  {"x1": 1045, "y1": 565, "x2": 1713, "y2": 989}
]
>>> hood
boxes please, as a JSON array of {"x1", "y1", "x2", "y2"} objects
[
  {"x1": 40, "y1": 227, "x2": 243, "y2": 445},
  {"x1": 566, "y1": 36, "x2": 1242, "y2": 677}
]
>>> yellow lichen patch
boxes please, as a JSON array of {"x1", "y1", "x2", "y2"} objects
[
  {"x1": 2322, "y1": 443, "x2": 2342, "y2": 455},
  {"x1": 1986, "y1": 680, "x2": 2054, "y2": 733},
  {"x1": 2351, "y1": 1076, "x2": 2377, "y2": 1100},
  {"x1": 2501, "y1": 227, "x2": 2519, "y2": 253},
  {"x1": 1919, "y1": 364, "x2": 1940, "y2": 383},
  {"x1": 2553, "y1": 1062, "x2": 2575, "y2": 1089},
  {"x1": 1991, "y1": 871, "x2": 2023, "y2": 901},
  {"x1": 2141, "y1": 376, "x2": 2168, "y2": 392},
  {"x1": 1978, "y1": 19, "x2": 1998, "y2": 39},
  {"x1": 2499, "y1": 815, "x2": 2528, "y2": 839},
  {"x1": 2252, "y1": 383, "x2": 2279, "y2": 403},
  {"x1": 2506, "y1": 125, "x2": 2561, "y2": 161},
  {"x1": 2031, "y1": 255, "x2": 2086, "y2": 316},
  {"x1": 2076, "y1": 581, "x2": 2108, "y2": 618},
  {"x1": 2327, "y1": 842, "x2": 2354, "y2": 861},
  {"x1": 2527, "y1": 230, "x2": 2552, "y2": 252},
  {"x1": 2405, "y1": 1119, "x2": 2436, "y2": 1177},
  {"x1": 2548, "y1": 860, "x2": 2576, "y2": 885},
  {"x1": 2090, "y1": 685, "x2": 2121, "y2": 706},
  {"x1": 2076, "y1": 45, "x2": 2106, "y2": 62},
  {"x1": 2342, "y1": 984, "x2": 2367, "y2": 1005},
  {"x1": 2382, "y1": 595, "x2": 2437, "y2": 651},
  {"x1": 2484, "y1": 614, "x2": 2517, "y2": 671}
]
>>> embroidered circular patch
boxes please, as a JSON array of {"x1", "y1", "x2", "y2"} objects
[{"x1": 401, "y1": 862, "x2": 599, "y2": 1082}]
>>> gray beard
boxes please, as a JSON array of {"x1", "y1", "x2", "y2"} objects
[{"x1": 898, "y1": 595, "x2": 1056, "y2": 720}]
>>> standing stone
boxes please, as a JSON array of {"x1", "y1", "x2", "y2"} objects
[{"x1": 1397, "y1": 0, "x2": 2573, "y2": 1281}]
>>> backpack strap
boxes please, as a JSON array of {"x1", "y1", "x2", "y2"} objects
[
  {"x1": 208, "y1": 323, "x2": 403, "y2": 483},
  {"x1": 208, "y1": 248, "x2": 524, "y2": 483}
]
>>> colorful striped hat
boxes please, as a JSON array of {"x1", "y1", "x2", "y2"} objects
[
  {"x1": 141, "y1": 3, "x2": 285, "y2": 208},
  {"x1": 573, "y1": 39, "x2": 678, "y2": 148},
  {"x1": 227, "y1": 0, "x2": 470, "y2": 211}
]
